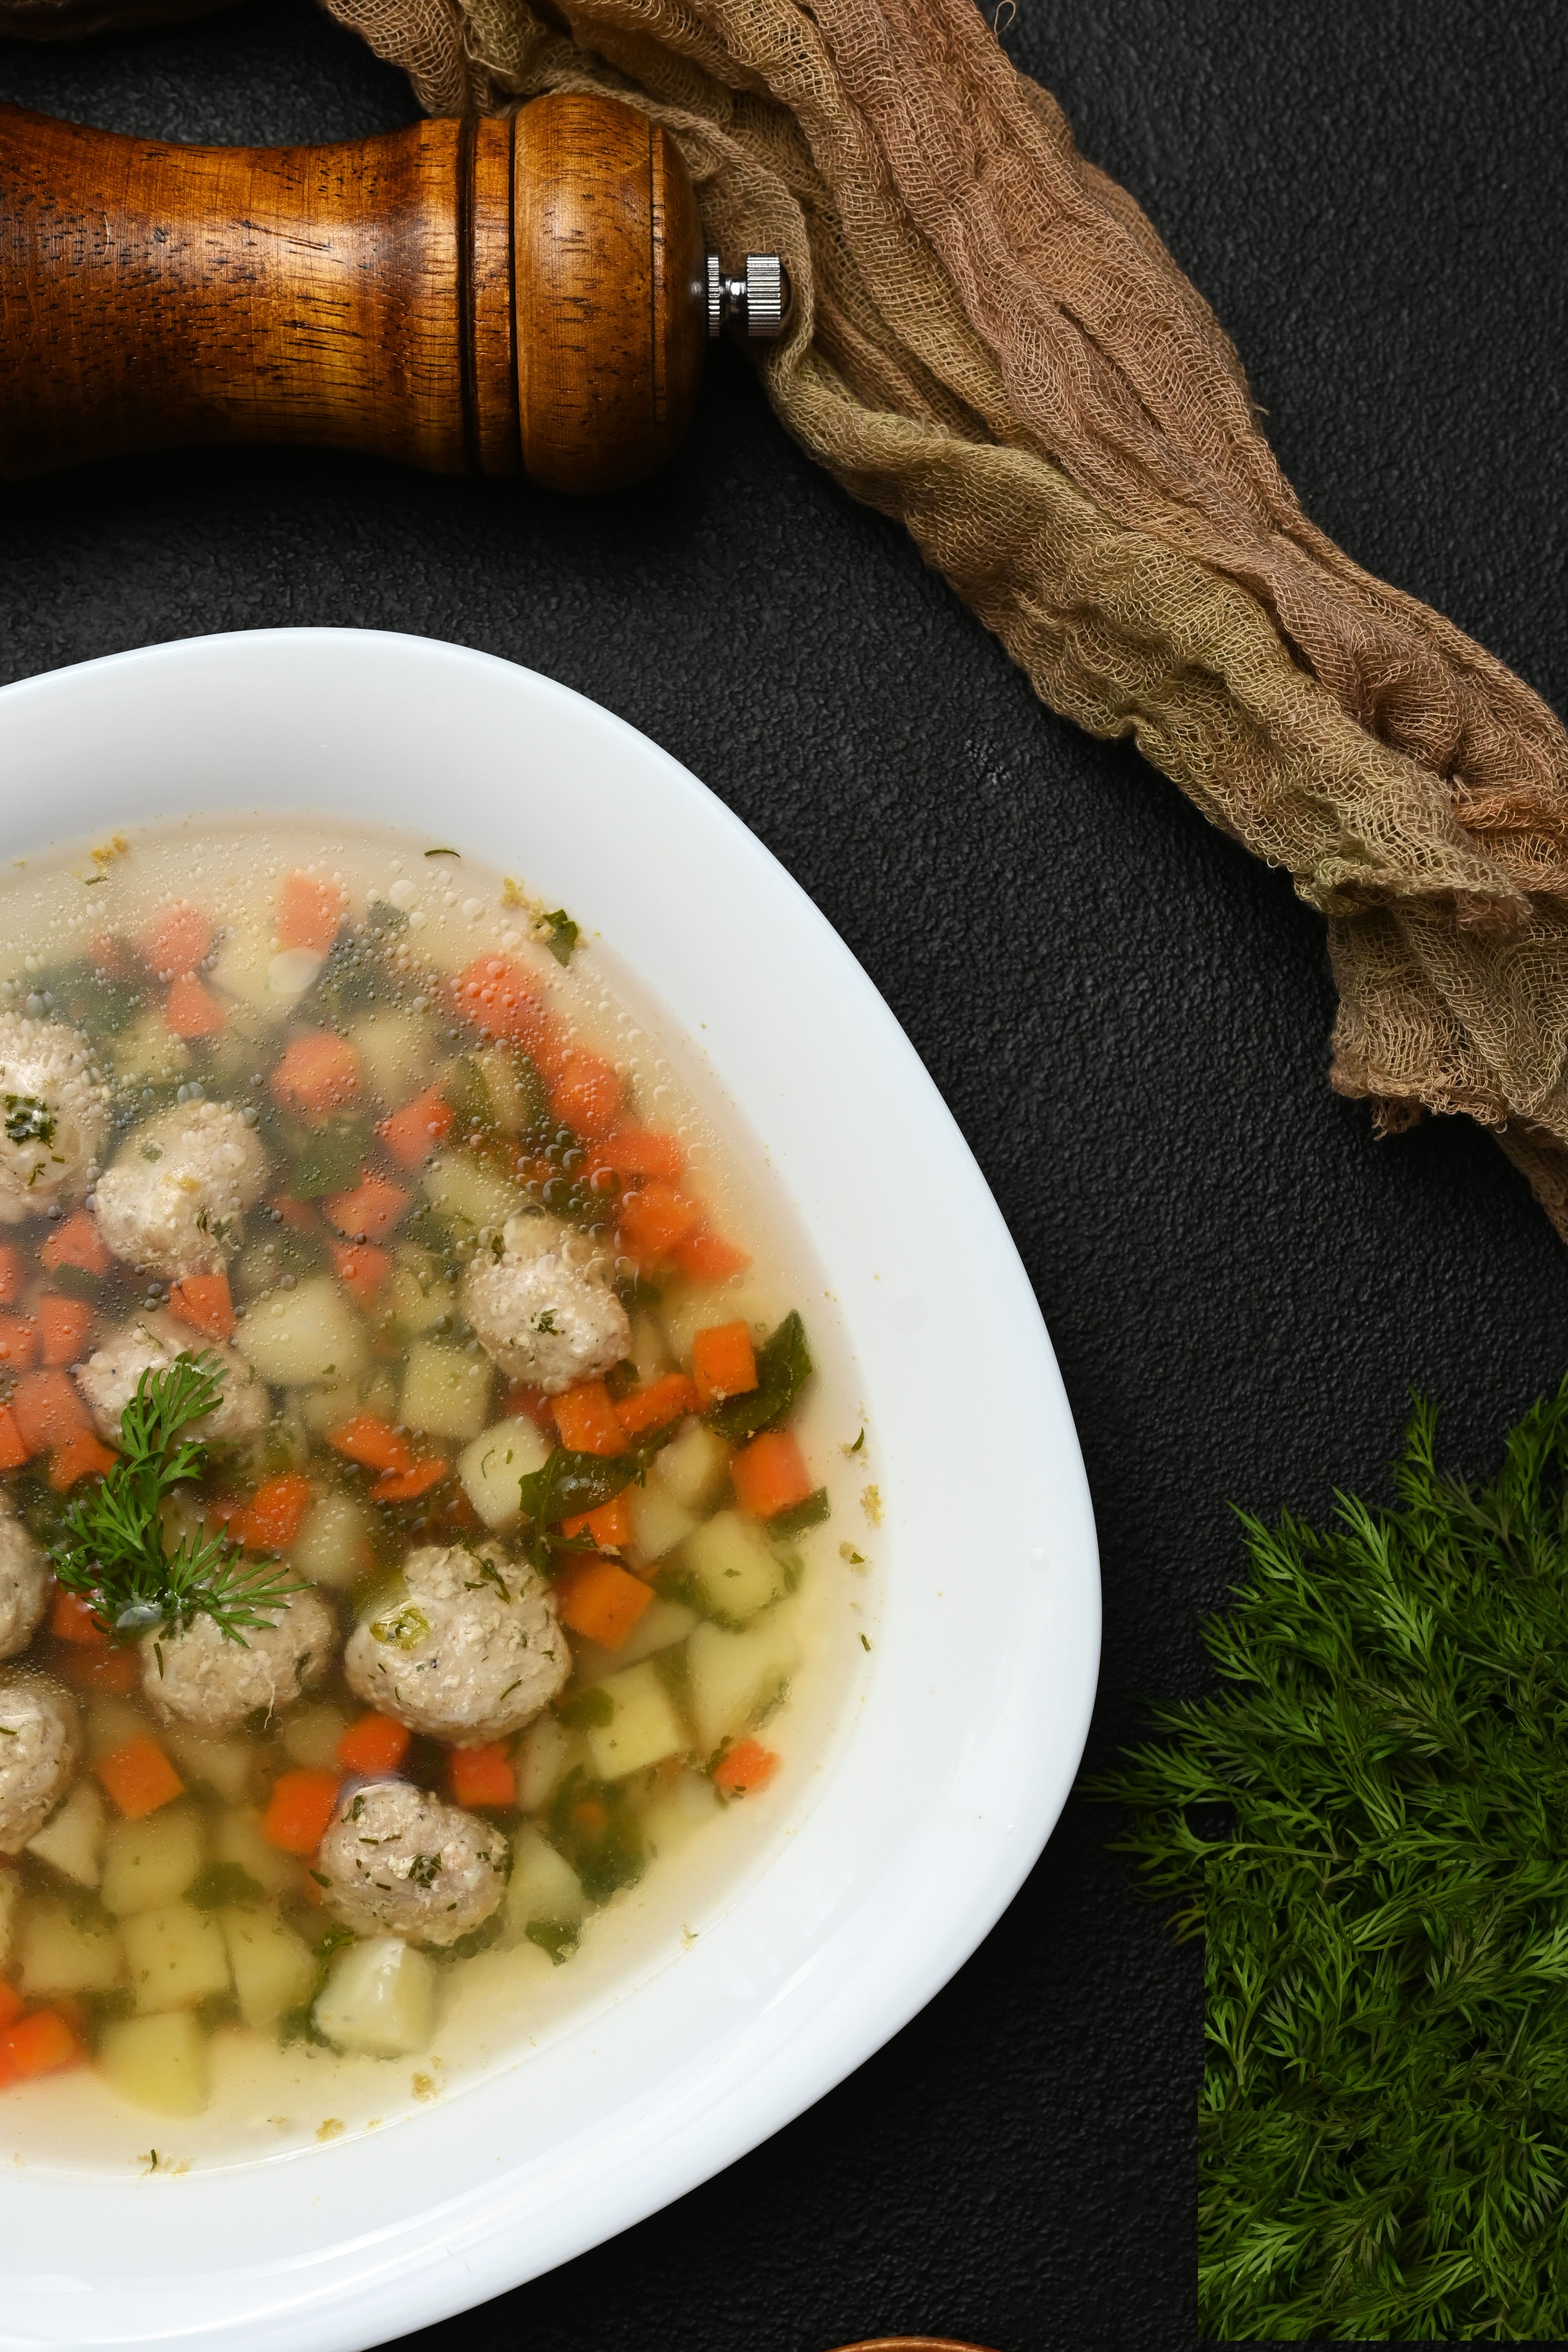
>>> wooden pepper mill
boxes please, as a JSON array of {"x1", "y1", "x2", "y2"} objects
[{"x1": 0, "y1": 93, "x2": 786, "y2": 492}]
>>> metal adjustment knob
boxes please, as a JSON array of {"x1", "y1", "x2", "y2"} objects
[{"x1": 705, "y1": 251, "x2": 789, "y2": 340}]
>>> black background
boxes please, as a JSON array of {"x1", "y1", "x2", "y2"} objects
[{"x1": 2, "y1": 5, "x2": 1566, "y2": 2344}]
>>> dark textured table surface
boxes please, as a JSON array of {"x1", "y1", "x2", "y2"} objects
[{"x1": 2, "y1": 5, "x2": 1565, "y2": 2344}]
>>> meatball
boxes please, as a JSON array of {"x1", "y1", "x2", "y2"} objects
[
  {"x1": 140, "y1": 1586, "x2": 338, "y2": 1735},
  {"x1": 0, "y1": 1010, "x2": 109, "y2": 1226},
  {"x1": 75, "y1": 1310, "x2": 270, "y2": 1447},
  {"x1": 94, "y1": 1100, "x2": 268, "y2": 1279},
  {"x1": 0, "y1": 1675, "x2": 79, "y2": 1853},
  {"x1": 462, "y1": 1211, "x2": 630, "y2": 1393},
  {"x1": 344, "y1": 1541, "x2": 568, "y2": 1744},
  {"x1": 0, "y1": 1503, "x2": 49, "y2": 1660},
  {"x1": 316, "y1": 1778, "x2": 508, "y2": 1946}
]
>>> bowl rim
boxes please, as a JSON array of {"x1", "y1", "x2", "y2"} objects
[{"x1": 0, "y1": 629, "x2": 1100, "y2": 2352}]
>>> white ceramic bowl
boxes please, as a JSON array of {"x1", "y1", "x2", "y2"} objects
[{"x1": 0, "y1": 630, "x2": 1098, "y2": 2352}]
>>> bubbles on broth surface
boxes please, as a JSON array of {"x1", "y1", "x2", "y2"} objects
[{"x1": 0, "y1": 818, "x2": 864, "y2": 2168}]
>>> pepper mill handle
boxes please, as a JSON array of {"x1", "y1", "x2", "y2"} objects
[{"x1": 0, "y1": 93, "x2": 785, "y2": 492}]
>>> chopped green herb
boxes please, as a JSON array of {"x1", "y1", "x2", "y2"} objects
[
  {"x1": 556, "y1": 1685, "x2": 615, "y2": 1731},
  {"x1": 518, "y1": 1426, "x2": 680, "y2": 1557},
  {"x1": 285, "y1": 1115, "x2": 371, "y2": 1198},
  {"x1": 47, "y1": 1353, "x2": 307, "y2": 1643},
  {"x1": 1093, "y1": 1379, "x2": 1568, "y2": 2344},
  {"x1": 3, "y1": 1093, "x2": 55, "y2": 1147},
  {"x1": 524, "y1": 1919, "x2": 580, "y2": 1965},
  {"x1": 407, "y1": 1854, "x2": 442, "y2": 1888},
  {"x1": 548, "y1": 1767, "x2": 644, "y2": 1902},
  {"x1": 185, "y1": 1862, "x2": 264, "y2": 1912},
  {"x1": 768, "y1": 1487, "x2": 830, "y2": 1538},
  {"x1": 423, "y1": 848, "x2": 460, "y2": 858},
  {"x1": 706, "y1": 1311, "x2": 813, "y2": 1445},
  {"x1": 542, "y1": 910, "x2": 578, "y2": 967}
]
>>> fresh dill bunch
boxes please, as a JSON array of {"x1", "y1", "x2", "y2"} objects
[
  {"x1": 1092, "y1": 1377, "x2": 1568, "y2": 2343},
  {"x1": 48, "y1": 1351, "x2": 305, "y2": 1644}
]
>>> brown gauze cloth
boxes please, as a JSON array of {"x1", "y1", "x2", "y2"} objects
[{"x1": 11, "y1": 0, "x2": 1568, "y2": 1234}]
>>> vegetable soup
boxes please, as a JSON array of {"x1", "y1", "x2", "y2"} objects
[{"x1": 0, "y1": 820, "x2": 865, "y2": 2164}]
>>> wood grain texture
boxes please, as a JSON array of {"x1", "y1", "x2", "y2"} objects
[
  {"x1": 514, "y1": 92, "x2": 704, "y2": 495},
  {"x1": 0, "y1": 93, "x2": 707, "y2": 488}
]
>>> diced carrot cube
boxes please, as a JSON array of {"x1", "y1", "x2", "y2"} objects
[
  {"x1": 549, "y1": 1052, "x2": 622, "y2": 1141},
  {"x1": 0, "y1": 2007, "x2": 82, "y2": 2085},
  {"x1": 48, "y1": 1427, "x2": 118, "y2": 1491},
  {"x1": 40, "y1": 1210, "x2": 113, "y2": 1277},
  {"x1": 261, "y1": 1769, "x2": 341, "y2": 1855},
  {"x1": 713, "y1": 1737, "x2": 780, "y2": 1798},
  {"x1": 0, "y1": 1317, "x2": 38, "y2": 1371},
  {"x1": 143, "y1": 902, "x2": 211, "y2": 981},
  {"x1": 165, "y1": 974, "x2": 226, "y2": 1040},
  {"x1": 272, "y1": 1193, "x2": 319, "y2": 1236},
  {"x1": 592, "y1": 1124, "x2": 686, "y2": 1181},
  {"x1": 167, "y1": 1271, "x2": 235, "y2": 1342},
  {"x1": 616, "y1": 1181, "x2": 702, "y2": 1263},
  {"x1": 241, "y1": 1471, "x2": 313, "y2": 1554},
  {"x1": 49, "y1": 1589, "x2": 110, "y2": 1647},
  {"x1": 0, "y1": 1407, "x2": 28, "y2": 1472},
  {"x1": 97, "y1": 1737, "x2": 184, "y2": 1821},
  {"x1": 503, "y1": 1386, "x2": 556, "y2": 1431},
  {"x1": 270, "y1": 1032, "x2": 359, "y2": 1119},
  {"x1": 672, "y1": 1229, "x2": 752, "y2": 1285},
  {"x1": 0, "y1": 1244, "x2": 19, "y2": 1304},
  {"x1": 446, "y1": 1742, "x2": 517, "y2": 1809},
  {"x1": 57, "y1": 1645, "x2": 140, "y2": 1695},
  {"x1": 37, "y1": 1296, "x2": 94, "y2": 1369},
  {"x1": 377, "y1": 1086, "x2": 453, "y2": 1169},
  {"x1": 560, "y1": 1491, "x2": 632, "y2": 1549},
  {"x1": 730, "y1": 1429, "x2": 815, "y2": 1522},
  {"x1": 327, "y1": 1413, "x2": 416, "y2": 1475},
  {"x1": 11, "y1": 1369, "x2": 91, "y2": 1454},
  {"x1": 324, "y1": 1174, "x2": 409, "y2": 1244},
  {"x1": 450, "y1": 954, "x2": 541, "y2": 1045},
  {"x1": 336, "y1": 1713, "x2": 411, "y2": 1775},
  {"x1": 277, "y1": 871, "x2": 346, "y2": 954},
  {"x1": 330, "y1": 1240, "x2": 392, "y2": 1309},
  {"x1": 371, "y1": 1458, "x2": 449, "y2": 1504},
  {"x1": 613, "y1": 1372, "x2": 700, "y2": 1437},
  {"x1": 551, "y1": 1380, "x2": 625, "y2": 1457},
  {"x1": 0, "y1": 1980, "x2": 23, "y2": 2031},
  {"x1": 691, "y1": 1320, "x2": 758, "y2": 1409},
  {"x1": 555, "y1": 1557, "x2": 653, "y2": 1650}
]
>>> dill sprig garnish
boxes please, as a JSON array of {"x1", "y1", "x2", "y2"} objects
[
  {"x1": 48, "y1": 1351, "x2": 305, "y2": 1644},
  {"x1": 1093, "y1": 1377, "x2": 1568, "y2": 2342}
]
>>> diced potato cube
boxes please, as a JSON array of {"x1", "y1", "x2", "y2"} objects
[
  {"x1": 652, "y1": 1420, "x2": 730, "y2": 1513},
  {"x1": 629, "y1": 1482, "x2": 698, "y2": 1567},
  {"x1": 584, "y1": 1661, "x2": 689, "y2": 1780},
  {"x1": 87, "y1": 1696, "x2": 154, "y2": 1763},
  {"x1": 112, "y1": 1006, "x2": 189, "y2": 1086},
  {"x1": 236, "y1": 1276, "x2": 369, "y2": 1388},
  {"x1": 210, "y1": 926, "x2": 280, "y2": 1013},
  {"x1": 513, "y1": 1713, "x2": 585, "y2": 1814},
  {"x1": 221, "y1": 1905, "x2": 318, "y2": 2028},
  {"x1": 123, "y1": 1903, "x2": 231, "y2": 2013},
  {"x1": 575, "y1": 1597, "x2": 698, "y2": 1683},
  {"x1": 458, "y1": 1417, "x2": 550, "y2": 1529},
  {"x1": 500, "y1": 1824, "x2": 587, "y2": 1950},
  {"x1": 101, "y1": 1803, "x2": 205, "y2": 1917},
  {"x1": 679, "y1": 1510, "x2": 785, "y2": 1626},
  {"x1": 686, "y1": 1614, "x2": 801, "y2": 1759},
  {"x1": 346, "y1": 1009, "x2": 435, "y2": 1104},
  {"x1": 18, "y1": 1899, "x2": 125, "y2": 1996},
  {"x1": 642, "y1": 1768, "x2": 720, "y2": 1860},
  {"x1": 162, "y1": 1726, "x2": 253, "y2": 1805},
  {"x1": 26, "y1": 1779, "x2": 108, "y2": 1888},
  {"x1": 401, "y1": 1339, "x2": 492, "y2": 1442},
  {"x1": 313, "y1": 1935, "x2": 436, "y2": 2058},
  {"x1": 381, "y1": 1252, "x2": 456, "y2": 1340},
  {"x1": 100, "y1": 2010, "x2": 210, "y2": 2116},
  {"x1": 0, "y1": 1865, "x2": 18, "y2": 1967},
  {"x1": 629, "y1": 1313, "x2": 671, "y2": 1384},
  {"x1": 280, "y1": 1703, "x2": 351, "y2": 1771},
  {"x1": 421, "y1": 1152, "x2": 522, "y2": 1237},
  {"x1": 291, "y1": 1491, "x2": 374, "y2": 1590},
  {"x1": 211, "y1": 1807, "x2": 302, "y2": 1899}
]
